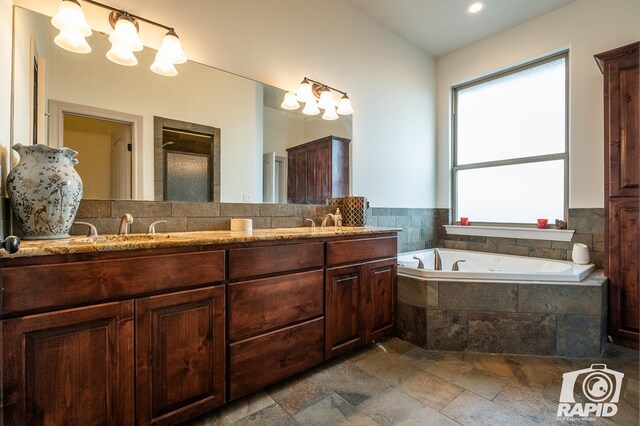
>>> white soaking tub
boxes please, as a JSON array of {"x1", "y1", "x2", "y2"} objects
[{"x1": 398, "y1": 248, "x2": 596, "y2": 283}]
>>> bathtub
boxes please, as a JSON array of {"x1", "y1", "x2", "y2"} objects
[{"x1": 398, "y1": 248, "x2": 596, "y2": 283}]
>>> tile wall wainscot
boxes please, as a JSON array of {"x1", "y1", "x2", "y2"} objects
[
  {"x1": 396, "y1": 272, "x2": 608, "y2": 357},
  {"x1": 436, "y1": 208, "x2": 605, "y2": 268},
  {"x1": 367, "y1": 208, "x2": 443, "y2": 253},
  {"x1": 56, "y1": 200, "x2": 336, "y2": 236}
]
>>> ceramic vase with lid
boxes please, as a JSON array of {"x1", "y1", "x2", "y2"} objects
[{"x1": 6, "y1": 143, "x2": 83, "y2": 239}]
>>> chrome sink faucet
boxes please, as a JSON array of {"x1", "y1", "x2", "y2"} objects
[
  {"x1": 147, "y1": 220, "x2": 167, "y2": 234},
  {"x1": 74, "y1": 221, "x2": 98, "y2": 236},
  {"x1": 305, "y1": 218, "x2": 316, "y2": 228},
  {"x1": 118, "y1": 213, "x2": 134, "y2": 235}
]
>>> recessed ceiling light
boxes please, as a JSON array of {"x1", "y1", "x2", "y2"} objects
[{"x1": 466, "y1": 1, "x2": 486, "y2": 14}]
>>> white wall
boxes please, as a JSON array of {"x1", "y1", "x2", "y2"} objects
[
  {"x1": 1, "y1": 0, "x2": 14, "y2": 196},
  {"x1": 436, "y1": 0, "x2": 640, "y2": 209},
  {"x1": 12, "y1": 0, "x2": 437, "y2": 208}
]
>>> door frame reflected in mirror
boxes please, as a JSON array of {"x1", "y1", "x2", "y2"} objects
[{"x1": 48, "y1": 99, "x2": 143, "y2": 198}]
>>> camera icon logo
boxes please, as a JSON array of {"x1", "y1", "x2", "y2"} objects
[{"x1": 557, "y1": 364, "x2": 624, "y2": 418}]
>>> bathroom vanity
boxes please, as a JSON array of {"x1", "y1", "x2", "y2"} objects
[{"x1": 0, "y1": 228, "x2": 397, "y2": 425}]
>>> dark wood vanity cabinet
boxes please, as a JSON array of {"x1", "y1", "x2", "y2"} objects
[
  {"x1": 325, "y1": 237, "x2": 398, "y2": 359},
  {"x1": 286, "y1": 135, "x2": 350, "y2": 204},
  {"x1": 0, "y1": 232, "x2": 397, "y2": 425}
]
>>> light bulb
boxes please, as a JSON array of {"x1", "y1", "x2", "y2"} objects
[
  {"x1": 109, "y1": 16, "x2": 143, "y2": 52},
  {"x1": 281, "y1": 92, "x2": 300, "y2": 110},
  {"x1": 322, "y1": 106, "x2": 339, "y2": 120},
  {"x1": 466, "y1": 1, "x2": 486, "y2": 14},
  {"x1": 157, "y1": 30, "x2": 187, "y2": 64},
  {"x1": 296, "y1": 79, "x2": 313, "y2": 102},
  {"x1": 317, "y1": 88, "x2": 335, "y2": 110},
  {"x1": 336, "y1": 94, "x2": 353, "y2": 115},
  {"x1": 302, "y1": 99, "x2": 320, "y2": 115},
  {"x1": 150, "y1": 53, "x2": 178, "y2": 76}
]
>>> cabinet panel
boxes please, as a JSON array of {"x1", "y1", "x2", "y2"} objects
[
  {"x1": 326, "y1": 236, "x2": 397, "y2": 266},
  {"x1": 366, "y1": 259, "x2": 397, "y2": 342},
  {"x1": 136, "y1": 286, "x2": 225, "y2": 425},
  {"x1": 287, "y1": 148, "x2": 307, "y2": 204},
  {"x1": 2, "y1": 301, "x2": 134, "y2": 425},
  {"x1": 229, "y1": 270, "x2": 324, "y2": 341},
  {"x1": 325, "y1": 264, "x2": 366, "y2": 359},
  {"x1": 229, "y1": 318, "x2": 324, "y2": 400},
  {"x1": 1, "y1": 250, "x2": 225, "y2": 316},
  {"x1": 608, "y1": 199, "x2": 639, "y2": 342},
  {"x1": 229, "y1": 242, "x2": 324, "y2": 279}
]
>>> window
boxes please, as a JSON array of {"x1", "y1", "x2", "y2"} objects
[{"x1": 452, "y1": 52, "x2": 568, "y2": 225}]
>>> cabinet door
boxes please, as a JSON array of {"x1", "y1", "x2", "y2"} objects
[
  {"x1": 287, "y1": 147, "x2": 307, "y2": 203},
  {"x1": 608, "y1": 199, "x2": 639, "y2": 346},
  {"x1": 325, "y1": 264, "x2": 366, "y2": 359},
  {"x1": 306, "y1": 142, "x2": 332, "y2": 204},
  {"x1": 136, "y1": 286, "x2": 225, "y2": 425},
  {"x1": 2, "y1": 301, "x2": 134, "y2": 426},
  {"x1": 366, "y1": 258, "x2": 397, "y2": 342}
]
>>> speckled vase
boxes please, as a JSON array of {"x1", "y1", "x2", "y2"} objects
[{"x1": 6, "y1": 143, "x2": 83, "y2": 239}]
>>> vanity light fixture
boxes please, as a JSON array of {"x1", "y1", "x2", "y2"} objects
[
  {"x1": 466, "y1": 1, "x2": 486, "y2": 14},
  {"x1": 50, "y1": 0, "x2": 187, "y2": 76},
  {"x1": 282, "y1": 77, "x2": 353, "y2": 120}
]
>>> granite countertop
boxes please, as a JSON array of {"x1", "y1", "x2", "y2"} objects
[{"x1": 3, "y1": 227, "x2": 401, "y2": 258}]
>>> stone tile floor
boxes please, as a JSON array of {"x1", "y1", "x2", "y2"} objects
[{"x1": 189, "y1": 337, "x2": 639, "y2": 425}]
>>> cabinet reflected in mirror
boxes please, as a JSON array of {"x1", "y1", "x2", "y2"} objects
[{"x1": 11, "y1": 6, "x2": 352, "y2": 204}]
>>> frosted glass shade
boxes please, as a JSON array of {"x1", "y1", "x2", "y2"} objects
[
  {"x1": 296, "y1": 80, "x2": 313, "y2": 102},
  {"x1": 106, "y1": 45, "x2": 138, "y2": 66},
  {"x1": 54, "y1": 29, "x2": 91, "y2": 53},
  {"x1": 109, "y1": 17, "x2": 143, "y2": 52},
  {"x1": 51, "y1": 0, "x2": 91, "y2": 35},
  {"x1": 302, "y1": 99, "x2": 320, "y2": 115},
  {"x1": 150, "y1": 54, "x2": 178, "y2": 76},
  {"x1": 317, "y1": 89, "x2": 334, "y2": 110},
  {"x1": 51, "y1": 0, "x2": 91, "y2": 53},
  {"x1": 337, "y1": 95, "x2": 354, "y2": 115},
  {"x1": 157, "y1": 31, "x2": 187, "y2": 64},
  {"x1": 322, "y1": 106, "x2": 339, "y2": 120},
  {"x1": 281, "y1": 92, "x2": 300, "y2": 110}
]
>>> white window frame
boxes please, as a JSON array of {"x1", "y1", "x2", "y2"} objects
[{"x1": 451, "y1": 51, "x2": 569, "y2": 227}]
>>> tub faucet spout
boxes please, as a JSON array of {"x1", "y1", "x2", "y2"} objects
[
  {"x1": 452, "y1": 260, "x2": 466, "y2": 271},
  {"x1": 434, "y1": 248, "x2": 442, "y2": 271}
]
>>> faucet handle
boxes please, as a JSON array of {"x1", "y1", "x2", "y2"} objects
[
  {"x1": 74, "y1": 221, "x2": 98, "y2": 236},
  {"x1": 304, "y1": 218, "x2": 316, "y2": 228},
  {"x1": 147, "y1": 220, "x2": 167, "y2": 234}
]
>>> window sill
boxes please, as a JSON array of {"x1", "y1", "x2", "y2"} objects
[{"x1": 444, "y1": 225, "x2": 574, "y2": 242}]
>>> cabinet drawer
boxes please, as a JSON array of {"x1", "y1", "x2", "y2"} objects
[
  {"x1": 326, "y1": 237, "x2": 397, "y2": 266},
  {"x1": 229, "y1": 242, "x2": 324, "y2": 279},
  {"x1": 229, "y1": 270, "x2": 323, "y2": 341},
  {"x1": 228, "y1": 317, "x2": 324, "y2": 400},
  {"x1": 1, "y1": 251, "x2": 225, "y2": 316}
]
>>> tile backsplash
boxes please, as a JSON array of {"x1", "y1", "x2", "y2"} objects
[{"x1": 4, "y1": 197, "x2": 605, "y2": 267}]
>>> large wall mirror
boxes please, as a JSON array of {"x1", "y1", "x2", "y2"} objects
[{"x1": 11, "y1": 6, "x2": 352, "y2": 204}]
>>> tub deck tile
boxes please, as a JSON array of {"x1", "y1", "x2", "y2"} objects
[
  {"x1": 439, "y1": 282, "x2": 518, "y2": 312},
  {"x1": 468, "y1": 312, "x2": 556, "y2": 355}
]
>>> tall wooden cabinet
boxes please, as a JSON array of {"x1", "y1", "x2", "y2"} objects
[
  {"x1": 286, "y1": 135, "x2": 350, "y2": 204},
  {"x1": 595, "y1": 42, "x2": 639, "y2": 349}
]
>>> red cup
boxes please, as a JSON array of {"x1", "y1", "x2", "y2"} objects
[
  {"x1": 460, "y1": 217, "x2": 469, "y2": 226},
  {"x1": 537, "y1": 218, "x2": 548, "y2": 229}
]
